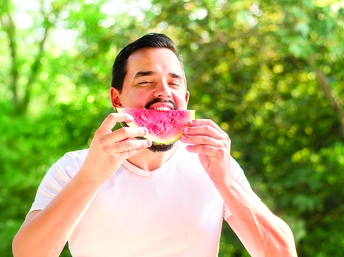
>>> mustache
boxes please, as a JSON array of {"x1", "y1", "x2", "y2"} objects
[{"x1": 145, "y1": 99, "x2": 177, "y2": 110}]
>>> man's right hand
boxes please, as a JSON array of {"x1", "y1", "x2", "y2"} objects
[{"x1": 79, "y1": 113, "x2": 152, "y2": 184}]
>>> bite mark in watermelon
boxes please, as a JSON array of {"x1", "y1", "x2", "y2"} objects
[{"x1": 116, "y1": 108, "x2": 195, "y2": 145}]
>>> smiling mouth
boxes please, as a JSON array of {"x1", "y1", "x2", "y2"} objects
[
  {"x1": 151, "y1": 106, "x2": 172, "y2": 111},
  {"x1": 145, "y1": 99, "x2": 177, "y2": 110}
]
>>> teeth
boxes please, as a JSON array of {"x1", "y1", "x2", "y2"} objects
[{"x1": 154, "y1": 107, "x2": 170, "y2": 111}]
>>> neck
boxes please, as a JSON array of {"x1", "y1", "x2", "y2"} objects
[{"x1": 126, "y1": 142, "x2": 178, "y2": 171}]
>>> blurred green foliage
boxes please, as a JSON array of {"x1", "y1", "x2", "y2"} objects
[{"x1": 1, "y1": 0, "x2": 343, "y2": 256}]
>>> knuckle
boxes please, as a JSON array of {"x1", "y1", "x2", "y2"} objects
[
  {"x1": 202, "y1": 145, "x2": 209, "y2": 152},
  {"x1": 125, "y1": 140, "x2": 133, "y2": 149},
  {"x1": 98, "y1": 137, "x2": 107, "y2": 148},
  {"x1": 204, "y1": 136, "x2": 211, "y2": 143},
  {"x1": 205, "y1": 125, "x2": 212, "y2": 132},
  {"x1": 226, "y1": 137, "x2": 231, "y2": 147},
  {"x1": 217, "y1": 148, "x2": 226, "y2": 158},
  {"x1": 223, "y1": 134, "x2": 231, "y2": 142},
  {"x1": 124, "y1": 127, "x2": 134, "y2": 134}
]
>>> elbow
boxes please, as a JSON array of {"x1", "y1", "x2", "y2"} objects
[
  {"x1": 12, "y1": 232, "x2": 42, "y2": 257},
  {"x1": 12, "y1": 233, "x2": 23, "y2": 257},
  {"x1": 280, "y1": 231, "x2": 298, "y2": 257},
  {"x1": 267, "y1": 220, "x2": 298, "y2": 257},
  {"x1": 12, "y1": 231, "x2": 63, "y2": 257},
  {"x1": 12, "y1": 233, "x2": 33, "y2": 257},
  {"x1": 273, "y1": 243, "x2": 298, "y2": 257}
]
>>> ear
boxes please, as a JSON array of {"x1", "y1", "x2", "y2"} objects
[
  {"x1": 109, "y1": 87, "x2": 122, "y2": 109},
  {"x1": 185, "y1": 90, "x2": 190, "y2": 104}
]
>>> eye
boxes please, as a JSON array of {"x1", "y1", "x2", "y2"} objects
[
  {"x1": 169, "y1": 81, "x2": 181, "y2": 87},
  {"x1": 138, "y1": 81, "x2": 153, "y2": 85}
]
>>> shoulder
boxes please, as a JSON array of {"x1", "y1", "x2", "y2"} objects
[
  {"x1": 27, "y1": 149, "x2": 89, "y2": 213},
  {"x1": 62, "y1": 149, "x2": 89, "y2": 166},
  {"x1": 56, "y1": 149, "x2": 88, "y2": 167},
  {"x1": 45, "y1": 149, "x2": 89, "y2": 182}
]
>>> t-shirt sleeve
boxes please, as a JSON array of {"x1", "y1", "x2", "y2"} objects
[
  {"x1": 28, "y1": 151, "x2": 83, "y2": 214},
  {"x1": 223, "y1": 156, "x2": 259, "y2": 220}
]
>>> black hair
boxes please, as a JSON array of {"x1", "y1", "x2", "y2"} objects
[{"x1": 111, "y1": 33, "x2": 182, "y2": 92}]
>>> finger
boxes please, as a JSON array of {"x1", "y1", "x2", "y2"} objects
[
  {"x1": 181, "y1": 134, "x2": 222, "y2": 147},
  {"x1": 110, "y1": 126, "x2": 149, "y2": 143},
  {"x1": 184, "y1": 125, "x2": 227, "y2": 140},
  {"x1": 186, "y1": 144, "x2": 227, "y2": 160},
  {"x1": 116, "y1": 138, "x2": 152, "y2": 153},
  {"x1": 97, "y1": 127, "x2": 150, "y2": 151},
  {"x1": 96, "y1": 113, "x2": 134, "y2": 136},
  {"x1": 188, "y1": 119, "x2": 223, "y2": 132},
  {"x1": 122, "y1": 148, "x2": 147, "y2": 159}
]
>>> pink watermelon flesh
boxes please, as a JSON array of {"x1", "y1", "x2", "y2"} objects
[{"x1": 116, "y1": 108, "x2": 195, "y2": 145}]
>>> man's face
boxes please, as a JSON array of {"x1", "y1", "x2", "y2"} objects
[{"x1": 111, "y1": 47, "x2": 189, "y2": 110}]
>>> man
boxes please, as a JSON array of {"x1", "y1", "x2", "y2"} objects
[{"x1": 13, "y1": 33, "x2": 297, "y2": 257}]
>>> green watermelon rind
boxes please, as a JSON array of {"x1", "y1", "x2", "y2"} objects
[{"x1": 116, "y1": 108, "x2": 195, "y2": 145}]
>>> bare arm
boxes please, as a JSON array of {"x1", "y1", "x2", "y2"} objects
[
  {"x1": 12, "y1": 173, "x2": 102, "y2": 257},
  {"x1": 222, "y1": 181, "x2": 297, "y2": 257},
  {"x1": 181, "y1": 119, "x2": 297, "y2": 257},
  {"x1": 12, "y1": 113, "x2": 151, "y2": 257}
]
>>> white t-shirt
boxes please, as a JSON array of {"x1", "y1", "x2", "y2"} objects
[{"x1": 29, "y1": 142, "x2": 252, "y2": 257}]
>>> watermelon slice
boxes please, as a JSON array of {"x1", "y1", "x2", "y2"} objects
[{"x1": 116, "y1": 108, "x2": 195, "y2": 145}]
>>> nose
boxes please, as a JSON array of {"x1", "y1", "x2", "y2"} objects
[{"x1": 153, "y1": 80, "x2": 172, "y2": 98}]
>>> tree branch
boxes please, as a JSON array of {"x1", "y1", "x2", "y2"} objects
[
  {"x1": 1, "y1": 0, "x2": 19, "y2": 107},
  {"x1": 308, "y1": 55, "x2": 344, "y2": 138},
  {"x1": 20, "y1": 0, "x2": 52, "y2": 113}
]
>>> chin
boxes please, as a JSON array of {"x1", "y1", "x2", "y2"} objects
[{"x1": 148, "y1": 143, "x2": 175, "y2": 152}]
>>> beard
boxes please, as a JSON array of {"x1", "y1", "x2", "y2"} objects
[
  {"x1": 148, "y1": 142, "x2": 175, "y2": 152},
  {"x1": 134, "y1": 136, "x2": 175, "y2": 152}
]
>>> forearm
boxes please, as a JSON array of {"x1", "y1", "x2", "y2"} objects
[
  {"x1": 217, "y1": 177, "x2": 297, "y2": 257},
  {"x1": 12, "y1": 170, "x2": 102, "y2": 257}
]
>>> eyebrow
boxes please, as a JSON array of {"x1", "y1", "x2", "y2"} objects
[
  {"x1": 169, "y1": 72, "x2": 183, "y2": 80},
  {"x1": 134, "y1": 71, "x2": 155, "y2": 79},
  {"x1": 133, "y1": 71, "x2": 183, "y2": 80}
]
